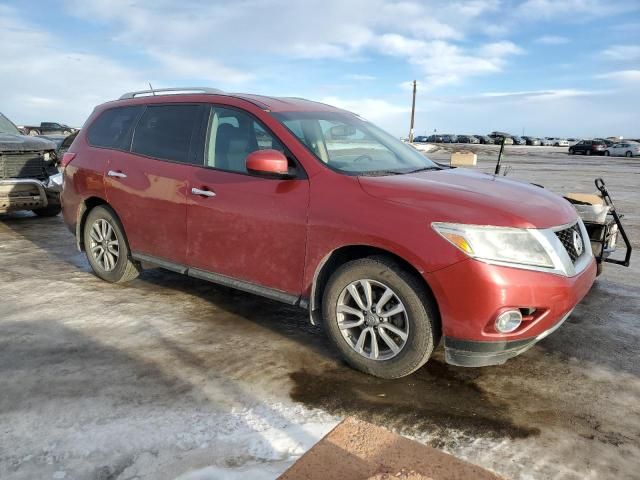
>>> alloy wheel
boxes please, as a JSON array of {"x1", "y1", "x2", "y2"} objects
[
  {"x1": 336, "y1": 279, "x2": 409, "y2": 361},
  {"x1": 89, "y1": 219, "x2": 120, "y2": 272}
]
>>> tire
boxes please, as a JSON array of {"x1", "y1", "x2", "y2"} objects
[
  {"x1": 569, "y1": 148, "x2": 574, "y2": 155},
  {"x1": 596, "y1": 262, "x2": 604, "y2": 277},
  {"x1": 585, "y1": 149, "x2": 591, "y2": 156},
  {"x1": 83, "y1": 205, "x2": 140, "y2": 283},
  {"x1": 322, "y1": 256, "x2": 439, "y2": 379},
  {"x1": 626, "y1": 151, "x2": 632, "y2": 158},
  {"x1": 32, "y1": 204, "x2": 61, "y2": 217},
  {"x1": 604, "y1": 150, "x2": 610, "y2": 156}
]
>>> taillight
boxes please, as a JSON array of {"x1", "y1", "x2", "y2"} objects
[{"x1": 61, "y1": 152, "x2": 76, "y2": 168}]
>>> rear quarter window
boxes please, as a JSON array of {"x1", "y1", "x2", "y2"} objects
[{"x1": 87, "y1": 106, "x2": 144, "y2": 150}]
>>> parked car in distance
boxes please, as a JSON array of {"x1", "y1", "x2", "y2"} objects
[
  {"x1": 511, "y1": 136, "x2": 526, "y2": 145},
  {"x1": 567, "y1": 138, "x2": 579, "y2": 145},
  {"x1": 594, "y1": 138, "x2": 614, "y2": 147},
  {"x1": 547, "y1": 138, "x2": 569, "y2": 147},
  {"x1": 61, "y1": 87, "x2": 597, "y2": 379},
  {"x1": 456, "y1": 135, "x2": 479, "y2": 144},
  {"x1": 21, "y1": 122, "x2": 76, "y2": 136},
  {"x1": 604, "y1": 142, "x2": 640, "y2": 157},
  {"x1": 568, "y1": 139, "x2": 607, "y2": 155},
  {"x1": 488, "y1": 132, "x2": 514, "y2": 145},
  {"x1": 441, "y1": 134, "x2": 458, "y2": 143},
  {"x1": 413, "y1": 136, "x2": 429, "y2": 143},
  {"x1": 475, "y1": 135, "x2": 494, "y2": 144},
  {"x1": 427, "y1": 134, "x2": 444, "y2": 143},
  {"x1": 523, "y1": 136, "x2": 541, "y2": 146},
  {"x1": 0, "y1": 112, "x2": 62, "y2": 216}
]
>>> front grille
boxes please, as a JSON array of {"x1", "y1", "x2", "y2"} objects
[
  {"x1": 555, "y1": 224, "x2": 584, "y2": 263},
  {"x1": 0, "y1": 153, "x2": 48, "y2": 180}
]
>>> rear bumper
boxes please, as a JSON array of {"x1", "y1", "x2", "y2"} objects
[
  {"x1": 444, "y1": 309, "x2": 573, "y2": 367},
  {"x1": 0, "y1": 174, "x2": 62, "y2": 213}
]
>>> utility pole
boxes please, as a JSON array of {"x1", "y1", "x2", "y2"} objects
[{"x1": 408, "y1": 80, "x2": 416, "y2": 142}]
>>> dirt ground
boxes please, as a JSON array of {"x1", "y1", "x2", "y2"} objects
[{"x1": 1, "y1": 145, "x2": 639, "y2": 479}]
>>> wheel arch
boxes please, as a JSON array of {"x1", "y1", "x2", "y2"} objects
[
  {"x1": 308, "y1": 244, "x2": 440, "y2": 328},
  {"x1": 75, "y1": 196, "x2": 109, "y2": 251}
]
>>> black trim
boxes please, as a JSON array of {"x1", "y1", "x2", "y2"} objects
[
  {"x1": 132, "y1": 252, "x2": 188, "y2": 274},
  {"x1": 131, "y1": 252, "x2": 301, "y2": 306},
  {"x1": 443, "y1": 336, "x2": 539, "y2": 367}
]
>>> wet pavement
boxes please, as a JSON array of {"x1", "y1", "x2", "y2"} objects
[{"x1": 1, "y1": 146, "x2": 639, "y2": 479}]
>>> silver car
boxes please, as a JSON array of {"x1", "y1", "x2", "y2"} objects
[{"x1": 604, "y1": 142, "x2": 640, "y2": 157}]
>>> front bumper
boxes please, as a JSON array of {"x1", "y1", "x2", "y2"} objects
[
  {"x1": 444, "y1": 309, "x2": 573, "y2": 367},
  {"x1": 0, "y1": 173, "x2": 62, "y2": 213},
  {"x1": 426, "y1": 252, "x2": 596, "y2": 367}
]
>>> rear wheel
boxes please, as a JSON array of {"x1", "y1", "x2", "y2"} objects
[
  {"x1": 585, "y1": 149, "x2": 591, "y2": 156},
  {"x1": 83, "y1": 205, "x2": 140, "y2": 283},
  {"x1": 569, "y1": 148, "x2": 574, "y2": 155},
  {"x1": 322, "y1": 256, "x2": 439, "y2": 379},
  {"x1": 604, "y1": 150, "x2": 610, "y2": 156},
  {"x1": 626, "y1": 151, "x2": 633, "y2": 158}
]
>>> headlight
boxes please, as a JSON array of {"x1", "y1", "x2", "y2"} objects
[{"x1": 432, "y1": 222, "x2": 554, "y2": 269}]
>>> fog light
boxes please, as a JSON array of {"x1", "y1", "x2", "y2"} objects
[{"x1": 495, "y1": 310, "x2": 522, "y2": 333}]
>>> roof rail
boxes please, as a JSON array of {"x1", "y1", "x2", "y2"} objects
[{"x1": 119, "y1": 87, "x2": 224, "y2": 100}]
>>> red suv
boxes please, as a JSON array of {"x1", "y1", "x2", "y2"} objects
[{"x1": 61, "y1": 87, "x2": 596, "y2": 378}]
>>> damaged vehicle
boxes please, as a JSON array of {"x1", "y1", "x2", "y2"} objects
[
  {"x1": 62, "y1": 88, "x2": 602, "y2": 379},
  {"x1": 0, "y1": 112, "x2": 62, "y2": 216}
]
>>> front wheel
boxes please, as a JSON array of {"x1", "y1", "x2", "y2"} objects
[
  {"x1": 322, "y1": 257, "x2": 439, "y2": 379},
  {"x1": 83, "y1": 205, "x2": 140, "y2": 283},
  {"x1": 626, "y1": 151, "x2": 633, "y2": 158},
  {"x1": 604, "y1": 150, "x2": 610, "y2": 156},
  {"x1": 569, "y1": 148, "x2": 574, "y2": 155},
  {"x1": 32, "y1": 204, "x2": 61, "y2": 217}
]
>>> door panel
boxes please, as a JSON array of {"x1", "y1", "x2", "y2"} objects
[
  {"x1": 104, "y1": 103, "x2": 206, "y2": 265},
  {"x1": 106, "y1": 154, "x2": 192, "y2": 264},
  {"x1": 187, "y1": 168, "x2": 309, "y2": 295}
]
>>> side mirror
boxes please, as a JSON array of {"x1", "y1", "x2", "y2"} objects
[{"x1": 246, "y1": 149, "x2": 289, "y2": 177}]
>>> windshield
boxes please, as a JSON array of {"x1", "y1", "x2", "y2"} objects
[
  {"x1": 273, "y1": 111, "x2": 439, "y2": 175},
  {"x1": 0, "y1": 113, "x2": 21, "y2": 135}
]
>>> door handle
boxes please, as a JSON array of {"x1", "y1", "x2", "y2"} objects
[
  {"x1": 107, "y1": 170, "x2": 127, "y2": 179},
  {"x1": 191, "y1": 187, "x2": 216, "y2": 198}
]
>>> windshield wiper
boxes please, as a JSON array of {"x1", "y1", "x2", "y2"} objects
[
  {"x1": 357, "y1": 170, "x2": 406, "y2": 176},
  {"x1": 405, "y1": 166, "x2": 441, "y2": 174}
]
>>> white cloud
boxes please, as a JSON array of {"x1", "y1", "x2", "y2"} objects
[
  {"x1": 346, "y1": 74, "x2": 376, "y2": 81},
  {"x1": 535, "y1": 35, "x2": 570, "y2": 45},
  {"x1": 319, "y1": 96, "x2": 408, "y2": 121},
  {"x1": 410, "y1": 40, "x2": 524, "y2": 89},
  {"x1": 0, "y1": 5, "x2": 144, "y2": 125},
  {"x1": 518, "y1": 0, "x2": 638, "y2": 17},
  {"x1": 597, "y1": 70, "x2": 640, "y2": 83},
  {"x1": 479, "y1": 89, "x2": 607, "y2": 101},
  {"x1": 602, "y1": 45, "x2": 640, "y2": 61}
]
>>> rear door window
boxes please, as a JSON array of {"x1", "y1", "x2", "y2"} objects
[
  {"x1": 131, "y1": 105, "x2": 203, "y2": 164},
  {"x1": 88, "y1": 106, "x2": 144, "y2": 150}
]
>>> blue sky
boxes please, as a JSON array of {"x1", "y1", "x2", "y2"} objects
[{"x1": 0, "y1": 0, "x2": 638, "y2": 137}]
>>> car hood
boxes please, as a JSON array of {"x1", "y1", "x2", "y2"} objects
[
  {"x1": 359, "y1": 168, "x2": 578, "y2": 229},
  {"x1": 0, "y1": 133, "x2": 56, "y2": 152}
]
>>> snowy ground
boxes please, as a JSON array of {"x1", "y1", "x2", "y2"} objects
[{"x1": 1, "y1": 144, "x2": 639, "y2": 479}]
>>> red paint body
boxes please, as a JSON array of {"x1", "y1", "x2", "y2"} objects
[{"x1": 62, "y1": 93, "x2": 595, "y2": 349}]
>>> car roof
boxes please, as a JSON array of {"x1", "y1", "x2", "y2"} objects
[{"x1": 105, "y1": 88, "x2": 347, "y2": 114}]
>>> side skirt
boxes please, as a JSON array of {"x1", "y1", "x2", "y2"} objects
[{"x1": 131, "y1": 252, "x2": 303, "y2": 307}]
